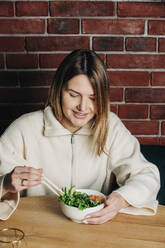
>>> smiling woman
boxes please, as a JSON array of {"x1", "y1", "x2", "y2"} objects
[
  {"x1": 0, "y1": 49, "x2": 160, "y2": 224},
  {"x1": 61, "y1": 74, "x2": 97, "y2": 133},
  {"x1": 47, "y1": 49, "x2": 109, "y2": 156}
]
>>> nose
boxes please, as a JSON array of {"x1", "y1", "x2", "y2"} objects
[{"x1": 77, "y1": 97, "x2": 87, "y2": 112}]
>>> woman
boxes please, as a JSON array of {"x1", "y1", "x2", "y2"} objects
[{"x1": 0, "y1": 49, "x2": 160, "y2": 224}]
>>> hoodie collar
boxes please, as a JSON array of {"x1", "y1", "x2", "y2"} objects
[{"x1": 43, "y1": 106, "x2": 93, "y2": 137}]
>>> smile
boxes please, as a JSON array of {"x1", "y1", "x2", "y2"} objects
[{"x1": 73, "y1": 111, "x2": 88, "y2": 117}]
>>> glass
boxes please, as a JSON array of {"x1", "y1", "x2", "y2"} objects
[{"x1": 0, "y1": 228, "x2": 26, "y2": 248}]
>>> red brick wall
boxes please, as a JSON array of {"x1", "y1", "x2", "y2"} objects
[{"x1": 0, "y1": 1, "x2": 165, "y2": 145}]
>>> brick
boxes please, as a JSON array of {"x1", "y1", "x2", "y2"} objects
[
  {"x1": 109, "y1": 88, "x2": 123, "y2": 102},
  {"x1": 50, "y1": 1, "x2": 114, "y2": 17},
  {"x1": 0, "y1": 55, "x2": 4, "y2": 69},
  {"x1": 0, "y1": 88, "x2": 49, "y2": 103},
  {"x1": 82, "y1": 19, "x2": 144, "y2": 34},
  {"x1": 123, "y1": 121, "x2": 159, "y2": 135},
  {"x1": 151, "y1": 105, "x2": 165, "y2": 120},
  {"x1": 40, "y1": 54, "x2": 67, "y2": 68},
  {"x1": 0, "y1": 2, "x2": 14, "y2": 17},
  {"x1": 126, "y1": 38, "x2": 156, "y2": 52},
  {"x1": 152, "y1": 72, "x2": 165, "y2": 86},
  {"x1": 0, "y1": 72, "x2": 19, "y2": 86},
  {"x1": 159, "y1": 39, "x2": 165, "y2": 52},
  {"x1": 93, "y1": 37, "x2": 123, "y2": 51},
  {"x1": 26, "y1": 37, "x2": 90, "y2": 51},
  {"x1": 107, "y1": 54, "x2": 165, "y2": 69},
  {"x1": 137, "y1": 137, "x2": 159, "y2": 146},
  {"x1": 6, "y1": 54, "x2": 38, "y2": 69},
  {"x1": 48, "y1": 19, "x2": 79, "y2": 34},
  {"x1": 0, "y1": 37, "x2": 24, "y2": 52},
  {"x1": 118, "y1": 2, "x2": 165, "y2": 17},
  {"x1": 161, "y1": 122, "x2": 165, "y2": 135},
  {"x1": 97, "y1": 54, "x2": 106, "y2": 64},
  {"x1": 126, "y1": 88, "x2": 165, "y2": 103},
  {"x1": 16, "y1": 1, "x2": 48, "y2": 16},
  {"x1": 119, "y1": 104, "x2": 148, "y2": 119},
  {"x1": 0, "y1": 104, "x2": 43, "y2": 120},
  {"x1": 109, "y1": 71, "x2": 149, "y2": 86},
  {"x1": 110, "y1": 105, "x2": 118, "y2": 115},
  {"x1": 19, "y1": 71, "x2": 54, "y2": 86},
  {"x1": 0, "y1": 19, "x2": 45, "y2": 34},
  {"x1": 160, "y1": 137, "x2": 165, "y2": 145},
  {"x1": 149, "y1": 21, "x2": 165, "y2": 35}
]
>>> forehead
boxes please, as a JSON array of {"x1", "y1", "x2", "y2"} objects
[{"x1": 66, "y1": 74, "x2": 95, "y2": 95}]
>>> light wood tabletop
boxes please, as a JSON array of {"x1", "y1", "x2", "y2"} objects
[{"x1": 0, "y1": 195, "x2": 165, "y2": 248}]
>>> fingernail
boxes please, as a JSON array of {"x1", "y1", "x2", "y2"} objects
[
  {"x1": 86, "y1": 215, "x2": 91, "y2": 218},
  {"x1": 82, "y1": 220, "x2": 88, "y2": 224}
]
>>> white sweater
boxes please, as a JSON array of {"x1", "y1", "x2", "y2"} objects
[{"x1": 0, "y1": 106, "x2": 160, "y2": 220}]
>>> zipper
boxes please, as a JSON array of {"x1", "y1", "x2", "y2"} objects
[{"x1": 71, "y1": 134, "x2": 75, "y2": 187}]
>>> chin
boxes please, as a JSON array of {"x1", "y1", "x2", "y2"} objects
[{"x1": 72, "y1": 121, "x2": 87, "y2": 130}]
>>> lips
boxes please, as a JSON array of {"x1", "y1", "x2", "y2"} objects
[{"x1": 73, "y1": 111, "x2": 88, "y2": 118}]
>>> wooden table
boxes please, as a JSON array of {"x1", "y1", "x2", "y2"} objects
[{"x1": 0, "y1": 195, "x2": 165, "y2": 248}]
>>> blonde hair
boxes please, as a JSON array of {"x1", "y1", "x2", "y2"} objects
[{"x1": 46, "y1": 49, "x2": 110, "y2": 156}]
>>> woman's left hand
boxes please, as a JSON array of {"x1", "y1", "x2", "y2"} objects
[{"x1": 83, "y1": 192, "x2": 129, "y2": 225}]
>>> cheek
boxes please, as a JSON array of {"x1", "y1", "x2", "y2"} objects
[
  {"x1": 61, "y1": 94, "x2": 74, "y2": 111},
  {"x1": 62, "y1": 98, "x2": 68, "y2": 109}
]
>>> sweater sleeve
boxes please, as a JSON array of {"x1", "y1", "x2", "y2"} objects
[
  {"x1": 107, "y1": 113, "x2": 160, "y2": 215},
  {"x1": 0, "y1": 118, "x2": 25, "y2": 220},
  {"x1": 0, "y1": 175, "x2": 20, "y2": 220}
]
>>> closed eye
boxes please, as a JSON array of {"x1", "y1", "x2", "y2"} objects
[
  {"x1": 69, "y1": 92, "x2": 79, "y2": 97},
  {"x1": 89, "y1": 97, "x2": 96, "y2": 101}
]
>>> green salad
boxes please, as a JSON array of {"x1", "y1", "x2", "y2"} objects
[{"x1": 58, "y1": 186, "x2": 102, "y2": 210}]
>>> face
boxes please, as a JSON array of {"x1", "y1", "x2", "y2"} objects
[{"x1": 61, "y1": 74, "x2": 97, "y2": 133}]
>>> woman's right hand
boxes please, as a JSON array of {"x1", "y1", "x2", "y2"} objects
[{"x1": 2, "y1": 166, "x2": 43, "y2": 197}]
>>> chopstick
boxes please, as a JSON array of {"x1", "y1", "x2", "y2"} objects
[{"x1": 12, "y1": 151, "x2": 63, "y2": 196}]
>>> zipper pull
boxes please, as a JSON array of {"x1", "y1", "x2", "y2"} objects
[{"x1": 71, "y1": 134, "x2": 75, "y2": 144}]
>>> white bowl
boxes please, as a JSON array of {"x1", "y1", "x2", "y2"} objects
[{"x1": 59, "y1": 189, "x2": 105, "y2": 223}]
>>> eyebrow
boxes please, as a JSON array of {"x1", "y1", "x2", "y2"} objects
[{"x1": 67, "y1": 88, "x2": 96, "y2": 96}]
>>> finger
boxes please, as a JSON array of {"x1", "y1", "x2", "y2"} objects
[
  {"x1": 19, "y1": 172, "x2": 42, "y2": 181},
  {"x1": 10, "y1": 167, "x2": 42, "y2": 191},
  {"x1": 83, "y1": 209, "x2": 118, "y2": 225},
  {"x1": 21, "y1": 179, "x2": 42, "y2": 187},
  {"x1": 8, "y1": 176, "x2": 26, "y2": 192},
  {"x1": 11, "y1": 169, "x2": 42, "y2": 185},
  {"x1": 85, "y1": 207, "x2": 110, "y2": 219},
  {"x1": 14, "y1": 166, "x2": 43, "y2": 175},
  {"x1": 83, "y1": 216, "x2": 106, "y2": 225},
  {"x1": 83, "y1": 212, "x2": 113, "y2": 225},
  {"x1": 83, "y1": 204, "x2": 119, "y2": 225}
]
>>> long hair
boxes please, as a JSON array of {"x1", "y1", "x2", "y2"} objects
[{"x1": 46, "y1": 49, "x2": 110, "y2": 156}]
